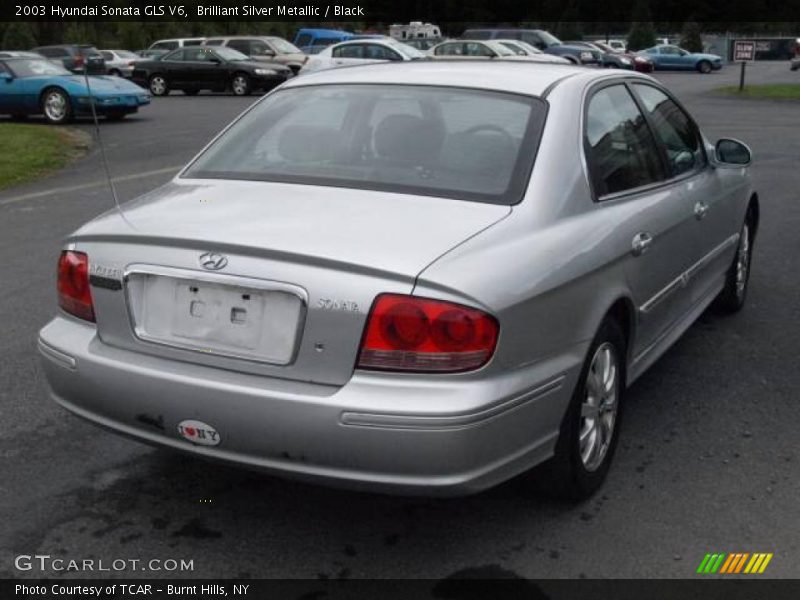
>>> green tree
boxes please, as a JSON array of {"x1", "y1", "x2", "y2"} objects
[
  {"x1": 626, "y1": 1, "x2": 657, "y2": 52},
  {"x1": 2, "y1": 21, "x2": 37, "y2": 50},
  {"x1": 680, "y1": 21, "x2": 703, "y2": 52}
]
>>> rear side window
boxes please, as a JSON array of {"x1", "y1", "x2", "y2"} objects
[
  {"x1": 152, "y1": 41, "x2": 178, "y2": 51},
  {"x1": 332, "y1": 45, "x2": 363, "y2": 59},
  {"x1": 205, "y1": 39, "x2": 225, "y2": 46},
  {"x1": 632, "y1": 84, "x2": 706, "y2": 177},
  {"x1": 184, "y1": 84, "x2": 547, "y2": 205},
  {"x1": 101, "y1": 51, "x2": 113, "y2": 61},
  {"x1": 39, "y1": 48, "x2": 68, "y2": 58},
  {"x1": 584, "y1": 84, "x2": 665, "y2": 197},
  {"x1": 183, "y1": 40, "x2": 203, "y2": 47},
  {"x1": 227, "y1": 40, "x2": 251, "y2": 54}
]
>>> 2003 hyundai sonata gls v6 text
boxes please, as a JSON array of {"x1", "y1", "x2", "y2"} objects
[{"x1": 39, "y1": 62, "x2": 758, "y2": 499}]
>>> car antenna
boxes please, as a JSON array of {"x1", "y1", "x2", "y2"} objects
[{"x1": 81, "y1": 66, "x2": 134, "y2": 227}]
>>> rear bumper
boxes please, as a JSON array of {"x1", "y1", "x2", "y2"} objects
[{"x1": 38, "y1": 316, "x2": 583, "y2": 496}]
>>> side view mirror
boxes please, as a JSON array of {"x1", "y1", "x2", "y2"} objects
[
  {"x1": 261, "y1": 49, "x2": 276, "y2": 57},
  {"x1": 715, "y1": 138, "x2": 752, "y2": 166}
]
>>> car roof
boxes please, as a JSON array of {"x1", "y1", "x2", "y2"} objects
[
  {"x1": 297, "y1": 28, "x2": 352, "y2": 35},
  {"x1": 284, "y1": 60, "x2": 646, "y2": 97}
]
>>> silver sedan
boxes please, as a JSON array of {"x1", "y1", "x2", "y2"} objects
[{"x1": 39, "y1": 62, "x2": 758, "y2": 499}]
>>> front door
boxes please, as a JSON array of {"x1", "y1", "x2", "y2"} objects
[{"x1": 584, "y1": 83, "x2": 699, "y2": 357}]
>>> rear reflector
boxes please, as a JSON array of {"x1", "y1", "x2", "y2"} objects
[
  {"x1": 57, "y1": 251, "x2": 95, "y2": 322},
  {"x1": 357, "y1": 294, "x2": 499, "y2": 373}
]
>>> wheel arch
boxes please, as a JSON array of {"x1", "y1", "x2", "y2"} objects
[
  {"x1": 38, "y1": 85, "x2": 69, "y2": 104},
  {"x1": 747, "y1": 192, "x2": 760, "y2": 239},
  {"x1": 604, "y1": 296, "x2": 636, "y2": 364}
]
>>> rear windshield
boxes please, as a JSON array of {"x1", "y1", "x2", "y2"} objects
[{"x1": 183, "y1": 84, "x2": 546, "y2": 205}]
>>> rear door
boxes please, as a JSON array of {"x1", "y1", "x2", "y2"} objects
[
  {"x1": 331, "y1": 43, "x2": 365, "y2": 67},
  {"x1": 584, "y1": 82, "x2": 698, "y2": 356},
  {"x1": 159, "y1": 49, "x2": 188, "y2": 85}
]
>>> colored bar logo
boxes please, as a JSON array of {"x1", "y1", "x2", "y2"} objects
[{"x1": 697, "y1": 552, "x2": 773, "y2": 574}]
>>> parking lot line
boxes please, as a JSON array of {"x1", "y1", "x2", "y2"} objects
[{"x1": 0, "y1": 166, "x2": 182, "y2": 206}]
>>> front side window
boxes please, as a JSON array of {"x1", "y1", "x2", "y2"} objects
[
  {"x1": 184, "y1": 85, "x2": 547, "y2": 205},
  {"x1": 184, "y1": 48, "x2": 212, "y2": 62},
  {"x1": 269, "y1": 38, "x2": 301, "y2": 54},
  {"x1": 162, "y1": 49, "x2": 184, "y2": 61},
  {"x1": 633, "y1": 84, "x2": 706, "y2": 177},
  {"x1": 464, "y1": 42, "x2": 493, "y2": 57},
  {"x1": 7, "y1": 59, "x2": 70, "y2": 77},
  {"x1": 364, "y1": 44, "x2": 402, "y2": 61},
  {"x1": 584, "y1": 84, "x2": 665, "y2": 197},
  {"x1": 250, "y1": 41, "x2": 270, "y2": 55}
]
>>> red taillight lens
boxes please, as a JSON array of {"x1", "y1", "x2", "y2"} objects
[
  {"x1": 57, "y1": 251, "x2": 95, "y2": 322},
  {"x1": 357, "y1": 294, "x2": 499, "y2": 373},
  {"x1": 74, "y1": 55, "x2": 85, "y2": 68}
]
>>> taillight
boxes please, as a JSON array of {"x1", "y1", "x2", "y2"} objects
[
  {"x1": 57, "y1": 251, "x2": 95, "y2": 322},
  {"x1": 74, "y1": 55, "x2": 85, "y2": 68},
  {"x1": 357, "y1": 294, "x2": 499, "y2": 373}
]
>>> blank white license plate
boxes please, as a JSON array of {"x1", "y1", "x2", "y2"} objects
[
  {"x1": 128, "y1": 273, "x2": 304, "y2": 365},
  {"x1": 581, "y1": 51, "x2": 593, "y2": 61}
]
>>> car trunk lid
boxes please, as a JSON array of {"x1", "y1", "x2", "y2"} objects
[{"x1": 70, "y1": 179, "x2": 510, "y2": 385}]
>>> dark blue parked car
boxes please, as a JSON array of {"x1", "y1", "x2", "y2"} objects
[
  {"x1": 638, "y1": 45, "x2": 723, "y2": 73},
  {"x1": 0, "y1": 57, "x2": 149, "y2": 124}
]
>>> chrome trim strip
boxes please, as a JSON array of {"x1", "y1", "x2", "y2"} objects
[
  {"x1": 122, "y1": 264, "x2": 308, "y2": 366},
  {"x1": 638, "y1": 233, "x2": 739, "y2": 315},
  {"x1": 340, "y1": 374, "x2": 566, "y2": 431},
  {"x1": 685, "y1": 233, "x2": 739, "y2": 280},
  {"x1": 639, "y1": 273, "x2": 687, "y2": 315},
  {"x1": 38, "y1": 338, "x2": 77, "y2": 370}
]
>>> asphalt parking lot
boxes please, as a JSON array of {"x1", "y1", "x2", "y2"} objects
[{"x1": 1, "y1": 62, "x2": 798, "y2": 580}]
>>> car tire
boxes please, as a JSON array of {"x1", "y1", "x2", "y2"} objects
[
  {"x1": 149, "y1": 74, "x2": 169, "y2": 96},
  {"x1": 106, "y1": 112, "x2": 127, "y2": 121},
  {"x1": 108, "y1": 69, "x2": 122, "y2": 77},
  {"x1": 713, "y1": 210, "x2": 755, "y2": 314},
  {"x1": 183, "y1": 89, "x2": 200, "y2": 96},
  {"x1": 697, "y1": 60, "x2": 712, "y2": 74},
  {"x1": 533, "y1": 317, "x2": 627, "y2": 501},
  {"x1": 231, "y1": 73, "x2": 251, "y2": 96},
  {"x1": 40, "y1": 88, "x2": 72, "y2": 125}
]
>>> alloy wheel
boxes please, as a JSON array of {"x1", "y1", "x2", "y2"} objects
[
  {"x1": 44, "y1": 91, "x2": 67, "y2": 122},
  {"x1": 232, "y1": 76, "x2": 248, "y2": 96},
  {"x1": 150, "y1": 76, "x2": 166, "y2": 95},
  {"x1": 579, "y1": 342, "x2": 620, "y2": 472},
  {"x1": 735, "y1": 223, "x2": 751, "y2": 298}
]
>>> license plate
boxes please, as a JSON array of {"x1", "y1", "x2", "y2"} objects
[
  {"x1": 127, "y1": 271, "x2": 305, "y2": 365},
  {"x1": 580, "y1": 51, "x2": 593, "y2": 61}
]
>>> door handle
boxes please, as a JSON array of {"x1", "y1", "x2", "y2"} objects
[
  {"x1": 694, "y1": 201, "x2": 709, "y2": 220},
  {"x1": 631, "y1": 232, "x2": 653, "y2": 256}
]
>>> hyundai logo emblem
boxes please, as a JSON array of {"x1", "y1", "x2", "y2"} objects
[{"x1": 198, "y1": 252, "x2": 228, "y2": 271}]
